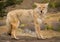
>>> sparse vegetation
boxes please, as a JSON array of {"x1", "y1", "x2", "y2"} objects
[
  {"x1": 44, "y1": 13, "x2": 60, "y2": 32},
  {"x1": 0, "y1": 0, "x2": 23, "y2": 17},
  {"x1": 56, "y1": 23, "x2": 60, "y2": 32},
  {"x1": 44, "y1": 23, "x2": 60, "y2": 32},
  {"x1": 49, "y1": 0, "x2": 60, "y2": 8},
  {"x1": 32, "y1": 4, "x2": 36, "y2": 9},
  {"x1": 0, "y1": 1, "x2": 6, "y2": 17},
  {"x1": 6, "y1": 0, "x2": 23, "y2": 7},
  {"x1": 45, "y1": 23, "x2": 53, "y2": 30},
  {"x1": 40, "y1": 0, "x2": 60, "y2": 8},
  {"x1": 58, "y1": 18, "x2": 60, "y2": 22}
]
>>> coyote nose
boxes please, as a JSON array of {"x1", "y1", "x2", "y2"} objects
[{"x1": 41, "y1": 11, "x2": 42, "y2": 13}]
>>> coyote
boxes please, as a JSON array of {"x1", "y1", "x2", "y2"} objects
[{"x1": 6, "y1": 3, "x2": 49, "y2": 39}]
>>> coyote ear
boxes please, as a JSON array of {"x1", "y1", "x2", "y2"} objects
[
  {"x1": 45, "y1": 3, "x2": 49, "y2": 6},
  {"x1": 34, "y1": 2, "x2": 39, "y2": 6}
]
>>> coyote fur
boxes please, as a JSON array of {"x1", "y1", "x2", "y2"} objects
[{"x1": 6, "y1": 3, "x2": 49, "y2": 39}]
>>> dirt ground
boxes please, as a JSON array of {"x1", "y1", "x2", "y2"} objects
[
  {"x1": 0, "y1": 34, "x2": 60, "y2": 42},
  {"x1": 0, "y1": 25, "x2": 60, "y2": 42}
]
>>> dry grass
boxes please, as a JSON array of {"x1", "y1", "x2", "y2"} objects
[{"x1": 45, "y1": 12, "x2": 60, "y2": 23}]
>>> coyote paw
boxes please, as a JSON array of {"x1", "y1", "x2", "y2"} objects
[
  {"x1": 40, "y1": 35, "x2": 46, "y2": 39},
  {"x1": 37, "y1": 35, "x2": 46, "y2": 40},
  {"x1": 11, "y1": 35, "x2": 19, "y2": 40}
]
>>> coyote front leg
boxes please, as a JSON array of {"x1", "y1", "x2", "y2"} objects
[
  {"x1": 33, "y1": 14, "x2": 45, "y2": 39},
  {"x1": 33, "y1": 13, "x2": 40, "y2": 38}
]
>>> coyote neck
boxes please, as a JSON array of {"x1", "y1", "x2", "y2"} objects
[{"x1": 34, "y1": 8, "x2": 41, "y2": 15}]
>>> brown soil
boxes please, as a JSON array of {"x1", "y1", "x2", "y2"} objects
[{"x1": 0, "y1": 35, "x2": 60, "y2": 42}]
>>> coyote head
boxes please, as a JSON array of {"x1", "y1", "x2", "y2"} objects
[{"x1": 34, "y1": 3, "x2": 49, "y2": 15}]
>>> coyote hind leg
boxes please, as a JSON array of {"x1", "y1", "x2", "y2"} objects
[{"x1": 10, "y1": 21, "x2": 19, "y2": 39}]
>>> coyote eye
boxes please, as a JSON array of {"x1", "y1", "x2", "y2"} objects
[{"x1": 38, "y1": 7, "x2": 41, "y2": 9}]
